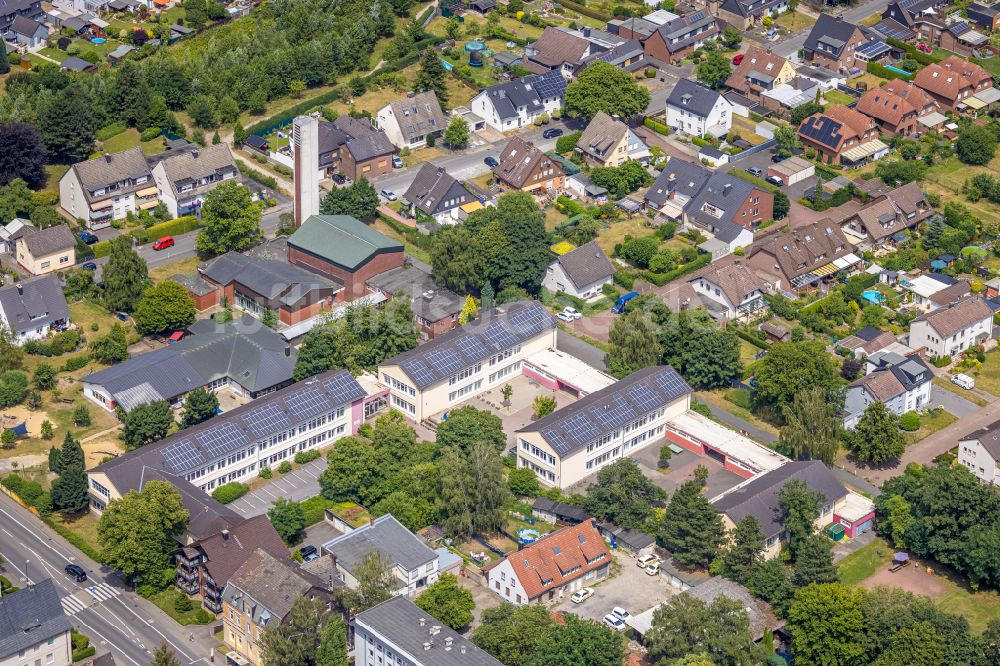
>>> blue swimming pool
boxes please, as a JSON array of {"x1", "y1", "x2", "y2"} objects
[
  {"x1": 862, "y1": 290, "x2": 885, "y2": 304},
  {"x1": 91, "y1": 37, "x2": 107, "y2": 44},
  {"x1": 883, "y1": 64, "x2": 912, "y2": 77}
]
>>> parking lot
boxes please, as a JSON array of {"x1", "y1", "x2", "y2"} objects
[
  {"x1": 553, "y1": 552, "x2": 677, "y2": 623},
  {"x1": 733, "y1": 149, "x2": 818, "y2": 203},
  {"x1": 228, "y1": 456, "x2": 327, "y2": 518}
]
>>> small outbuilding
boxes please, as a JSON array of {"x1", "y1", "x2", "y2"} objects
[{"x1": 767, "y1": 156, "x2": 815, "y2": 186}]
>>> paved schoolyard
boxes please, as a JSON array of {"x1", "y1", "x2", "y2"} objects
[
  {"x1": 553, "y1": 553, "x2": 677, "y2": 623},
  {"x1": 228, "y1": 457, "x2": 327, "y2": 518}
]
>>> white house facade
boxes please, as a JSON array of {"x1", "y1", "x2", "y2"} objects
[
  {"x1": 666, "y1": 79, "x2": 733, "y2": 137},
  {"x1": 908, "y1": 297, "x2": 993, "y2": 358},
  {"x1": 958, "y1": 427, "x2": 1000, "y2": 485}
]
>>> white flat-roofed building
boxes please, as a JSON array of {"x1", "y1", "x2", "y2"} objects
[
  {"x1": 664, "y1": 410, "x2": 787, "y2": 479},
  {"x1": 522, "y1": 348, "x2": 616, "y2": 397},
  {"x1": 377, "y1": 301, "x2": 558, "y2": 422},
  {"x1": 515, "y1": 366, "x2": 692, "y2": 488}
]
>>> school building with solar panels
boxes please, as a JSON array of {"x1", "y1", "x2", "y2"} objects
[
  {"x1": 86, "y1": 368, "x2": 381, "y2": 512},
  {"x1": 377, "y1": 300, "x2": 559, "y2": 422},
  {"x1": 514, "y1": 366, "x2": 694, "y2": 489}
]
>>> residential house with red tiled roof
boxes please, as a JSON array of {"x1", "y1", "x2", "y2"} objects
[
  {"x1": 724, "y1": 46, "x2": 796, "y2": 101},
  {"x1": 797, "y1": 105, "x2": 883, "y2": 166},
  {"x1": 839, "y1": 181, "x2": 933, "y2": 248},
  {"x1": 913, "y1": 56, "x2": 993, "y2": 113},
  {"x1": 523, "y1": 27, "x2": 592, "y2": 77},
  {"x1": 484, "y1": 520, "x2": 611, "y2": 604},
  {"x1": 855, "y1": 79, "x2": 940, "y2": 137},
  {"x1": 492, "y1": 136, "x2": 565, "y2": 193}
]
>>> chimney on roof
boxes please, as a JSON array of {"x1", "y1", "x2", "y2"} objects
[
  {"x1": 668, "y1": 172, "x2": 676, "y2": 181},
  {"x1": 583, "y1": 27, "x2": 591, "y2": 37},
  {"x1": 423, "y1": 642, "x2": 432, "y2": 651},
  {"x1": 419, "y1": 617, "x2": 426, "y2": 627},
  {"x1": 461, "y1": 645, "x2": 467, "y2": 655},
  {"x1": 407, "y1": 91, "x2": 415, "y2": 98},
  {"x1": 285, "y1": 343, "x2": 291, "y2": 358},
  {"x1": 191, "y1": 148, "x2": 200, "y2": 158},
  {"x1": 103, "y1": 153, "x2": 112, "y2": 163},
  {"x1": 222, "y1": 529, "x2": 230, "y2": 547},
  {"x1": 723, "y1": 183, "x2": 732, "y2": 196}
]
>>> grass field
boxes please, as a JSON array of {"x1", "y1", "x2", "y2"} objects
[
  {"x1": 838, "y1": 538, "x2": 890, "y2": 587},
  {"x1": 774, "y1": 10, "x2": 813, "y2": 32},
  {"x1": 595, "y1": 216, "x2": 655, "y2": 256},
  {"x1": 904, "y1": 408, "x2": 957, "y2": 446},
  {"x1": 149, "y1": 256, "x2": 202, "y2": 282},
  {"x1": 696, "y1": 389, "x2": 780, "y2": 436},
  {"x1": 739, "y1": 339, "x2": 764, "y2": 367},
  {"x1": 963, "y1": 351, "x2": 1000, "y2": 398},
  {"x1": 823, "y1": 90, "x2": 856, "y2": 107},
  {"x1": 372, "y1": 219, "x2": 431, "y2": 263},
  {"x1": 99, "y1": 129, "x2": 166, "y2": 156}
]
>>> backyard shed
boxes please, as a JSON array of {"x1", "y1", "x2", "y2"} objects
[{"x1": 767, "y1": 156, "x2": 814, "y2": 186}]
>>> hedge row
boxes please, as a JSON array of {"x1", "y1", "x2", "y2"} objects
[
  {"x1": 92, "y1": 240, "x2": 111, "y2": 258},
  {"x1": 378, "y1": 213, "x2": 434, "y2": 251},
  {"x1": 643, "y1": 117, "x2": 670, "y2": 135},
  {"x1": 302, "y1": 495, "x2": 336, "y2": 526},
  {"x1": 557, "y1": 0, "x2": 613, "y2": 21},
  {"x1": 641, "y1": 252, "x2": 711, "y2": 286},
  {"x1": 140, "y1": 215, "x2": 199, "y2": 240},
  {"x1": 734, "y1": 327, "x2": 771, "y2": 350},
  {"x1": 867, "y1": 61, "x2": 913, "y2": 80},
  {"x1": 237, "y1": 160, "x2": 279, "y2": 189},
  {"x1": 212, "y1": 482, "x2": 249, "y2": 504},
  {"x1": 96, "y1": 123, "x2": 127, "y2": 141},
  {"x1": 885, "y1": 38, "x2": 943, "y2": 66},
  {"x1": 727, "y1": 168, "x2": 781, "y2": 195}
]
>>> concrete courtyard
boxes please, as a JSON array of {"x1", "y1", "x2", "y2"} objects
[{"x1": 552, "y1": 552, "x2": 678, "y2": 623}]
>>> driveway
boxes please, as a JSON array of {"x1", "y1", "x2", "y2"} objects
[
  {"x1": 928, "y1": 383, "x2": 981, "y2": 418},
  {"x1": 228, "y1": 456, "x2": 327, "y2": 518},
  {"x1": 553, "y1": 552, "x2": 677, "y2": 622},
  {"x1": 555, "y1": 330, "x2": 608, "y2": 371}
]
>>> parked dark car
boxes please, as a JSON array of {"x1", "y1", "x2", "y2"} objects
[
  {"x1": 542, "y1": 128, "x2": 564, "y2": 139},
  {"x1": 771, "y1": 153, "x2": 786, "y2": 163},
  {"x1": 78, "y1": 231, "x2": 99, "y2": 245},
  {"x1": 484, "y1": 156, "x2": 499, "y2": 168},
  {"x1": 299, "y1": 545, "x2": 319, "y2": 562},
  {"x1": 65, "y1": 564, "x2": 87, "y2": 582},
  {"x1": 332, "y1": 173, "x2": 347, "y2": 185},
  {"x1": 82, "y1": 262, "x2": 97, "y2": 271}
]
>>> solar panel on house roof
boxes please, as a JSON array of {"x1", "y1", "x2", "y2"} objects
[
  {"x1": 590, "y1": 395, "x2": 635, "y2": 430},
  {"x1": 455, "y1": 335, "x2": 487, "y2": 360},
  {"x1": 857, "y1": 40, "x2": 890, "y2": 59},
  {"x1": 198, "y1": 422, "x2": 250, "y2": 459},
  {"x1": 873, "y1": 20, "x2": 915, "y2": 41},
  {"x1": 242, "y1": 402, "x2": 291, "y2": 438},
  {"x1": 426, "y1": 348, "x2": 465, "y2": 376},
  {"x1": 800, "y1": 116, "x2": 843, "y2": 148},
  {"x1": 322, "y1": 372, "x2": 364, "y2": 406},
  {"x1": 285, "y1": 386, "x2": 332, "y2": 421},
  {"x1": 654, "y1": 368, "x2": 690, "y2": 397},
  {"x1": 542, "y1": 427, "x2": 572, "y2": 454},
  {"x1": 510, "y1": 307, "x2": 548, "y2": 337},
  {"x1": 161, "y1": 439, "x2": 204, "y2": 473},
  {"x1": 532, "y1": 72, "x2": 567, "y2": 100}
]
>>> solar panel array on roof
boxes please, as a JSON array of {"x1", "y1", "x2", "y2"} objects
[
  {"x1": 520, "y1": 366, "x2": 692, "y2": 455},
  {"x1": 199, "y1": 422, "x2": 250, "y2": 459},
  {"x1": 531, "y1": 69, "x2": 568, "y2": 100},
  {"x1": 388, "y1": 301, "x2": 557, "y2": 390},
  {"x1": 856, "y1": 40, "x2": 890, "y2": 59},
  {"x1": 161, "y1": 439, "x2": 205, "y2": 473},
  {"x1": 242, "y1": 402, "x2": 291, "y2": 438},
  {"x1": 873, "y1": 19, "x2": 915, "y2": 41},
  {"x1": 799, "y1": 115, "x2": 844, "y2": 149},
  {"x1": 285, "y1": 386, "x2": 332, "y2": 421}
]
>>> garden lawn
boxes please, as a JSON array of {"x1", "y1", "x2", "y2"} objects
[
  {"x1": 68, "y1": 301, "x2": 128, "y2": 345},
  {"x1": 595, "y1": 217, "x2": 654, "y2": 256},
  {"x1": 147, "y1": 589, "x2": 213, "y2": 625},
  {"x1": 904, "y1": 408, "x2": 957, "y2": 446},
  {"x1": 148, "y1": 256, "x2": 201, "y2": 282},
  {"x1": 49, "y1": 512, "x2": 102, "y2": 561},
  {"x1": 738, "y1": 339, "x2": 764, "y2": 367},
  {"x1": 696, "y1": 389, "x2": 780, "y2": 436},
  {"x1": 823, "y1": 90, "x2": 856, "y2": 107},
  {"x1": 966, "y1": 352, "x2": 1000, "y2": 398},
  {"x1": 553, "y1": 292, "x2": 613, "y2": 316},
  {"x1": 372, "y1": 219, "x2": 431, "y2": 263},
  {"x1": 774, "y1": 10, "x2": 813, "y2": 32},
  {"x1": 838, "y1": 537, "x2": 890, "y2": 587}
]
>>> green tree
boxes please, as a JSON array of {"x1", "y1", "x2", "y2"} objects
[
  {"x1": 414, "y1": 49, "x2": 448, "y2": 107},
  {"x1": 873, "y1": 621, "x2": 944, "y2": 666},
  {"x1": 790, "y1": 101, "x2": 824, "y2": 126},
  {"x1": 880, "y1": 494, "x2": 913, "y2": 547},
  {"x1": 268, "y1": 498, "x2": 306, "y2": 545},
  {"x1": 847, "y1": 402, "x2": 905, "y2": 465},
  {"x1": 97, "y1": 480, "x2": 189, "y2": 585},
  {"x1": 584, "y1": 458, "x2": 664, "y2": 529},
  {"x1": 774, "y1": 124, "x2": 799, "y2": 158},
  {"x1": 721, "y1": 515, "x2": 764, "y2": 584},
  {"x1": 435, "y1": 406, "x2": 505, "y2": 453},
  {"x1": 415, "y1": 573, "x2": 475, "y2": 630},
  {"x1": 41, "y1": 420, "x2": 53, "y2": 440},
  {"x1": 57, "y1": 430, "x2": 84, "y2": 472},
  {"x1": 337, "y1": 550, "x2": 395, "y2": 613},
  {"x1": 526, "y1": 615, "x2": 624, "y2": 666},
  {"x1": 196, "y1": 181, "x2": 262, "y2": 255},
  {"x1": 778, "y1": 479, "x2": 823, "y2": 560},
  {"x1": 661, "y1": 481, "x2": 725, "y2": 568},
  {"x1": 320, "y1": 177, "x2": 380, "y2": 219},
  {"x1": 73, "y1": 404, "x2": 91, "y2": 426},
  {"x1": 695, "y1": 52, "x2": 732, "y2": 89},
  {"x1": 120, "y1": 400, "x2": 173, "y2": 451},
  {"x1": 468, "y1": 441, "x2": 510, "y2": 534},
  {"x1": 590, "y1": 161, "x2": 653, "y2": 198},
  {"x1": 786, "y1": 583, "x2": 864, "y2": 666},
  {"x1": 0, "y1": 123, "x2": 46, "y2": 189},
  {"x1": 150, "y1": 641, "x2": 181, "y2": 666},
  {"x1": 564, "y1": 62, "x2": 651, "y2": 121},
  {"x1": 606, "y1": 309, "x2": 662, "y2": 378},
  {"x1": 90, "y1": 323, "x2": 129, "y2": 364},
  {"x1": 372, "y1": 490, "x2": 435, "y2": 532},
  {"x1": 50, "y1": 463, "x2": 88, "y2": 514},
  {"x1": 33, "y1": 363, "x2": 56, "y2": 391},
  {"x1": 780, "y1": 387, "x2": 843, "y2": 463},
  {"x1": 473, "y1": 604, "x2": 553, "y2": 666},
  {"x1": 681, "y1": 329, "x2": 742, "y2": 389},
  {"x1": 0, "y1": 370, "x2": 28, "y2": 407},
  {"x1": 956, "y1": 123, "x2": 997, "y2": 165},
  {"x1": 444, "y1": 116, "x2": 469, "y2": 149},
  {"x1": 186, "y1": 94, "x2": 218, "y2": 129},
  {"x1": 722, "y1": 26, "x2": 742, "y2": 48},
  {"x1": 747, "y1": 558, "x2": 793, "y2": 615},
  {"x1": 316, "y1": 615, "x2": 348, "y2": 666},
  {"x1": 532, "y1": 395, "x2": 556, "y2": 418},
  {"x1": 103, "y1": 237, "x2": 149, "y2": 313},
  {"x1": 645, "y1": 593, "x2": 763, "y2": 666},
  {"x1": 0, "y1": 325, "x2": 21, "y2": 376},
  {"x1": 180, "y1": 388, "x2": 219, "y2": 429},
  {"x1": 507, "y1": 467, "x2": 540, "y2": 497},
  {"x1": 37, "y1": 84, "x2": 95, "y2": 162},
  {"x1": 792, "y1": 533, "x2": 838, "y2": 587},
  {"x1": 438, "y1": 446, "x2": 474, "y2": 537},
  {"x1": 132, "y1": 280, "x2": 196, "y2": 335},
  {"x1": 753, "y1": 340, "x2": 841, "y2": 414},
  {"x1": 260, "y1": 596, "x2": 329, "y2": 666},
  {"x1": 48, "y1": 445, "x2": 60, "y2": 473}
]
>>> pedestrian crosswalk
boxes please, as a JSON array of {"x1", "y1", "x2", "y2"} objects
[{"x1": 60, "y1": 583, "x2": 120, "y2": 616}]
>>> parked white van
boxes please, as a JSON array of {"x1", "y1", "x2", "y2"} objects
[{"x1": 952, "y1": 373, "x2": 976, "y2": 390}]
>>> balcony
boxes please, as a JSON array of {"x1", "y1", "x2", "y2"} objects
[
  {"x1": 203, "y1": 596, "x2": 223, "y2": 614},
  {"x1": 176, "y1": 566, "x2": 198, "y2": 582},
  {"x1": 177, "y1": 578, "x2": 200, "y2": 595}
]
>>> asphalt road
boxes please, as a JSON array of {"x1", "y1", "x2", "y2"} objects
[
  {"x1": 0, "y1": 493, "x2": 217, "y2": 666},
  {"x1": 369, "y1": 119, "x2": 585, "y2": 199}
]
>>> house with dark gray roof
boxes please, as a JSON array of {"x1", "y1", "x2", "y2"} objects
[
  {"x1": 188, "y1": 252, "x2": 341, "y2": 326},
  {"x1": 316, "y1": 116, "x2": 396, "y2": 181},
  {"x1": 354, "y1": 596, "x2": 503, "y2": 666},
  {"x1": 517, "y1": 366, "x2": 692, "y2": 488},
  {"x1": 221, "y1": 548, "x2": 336, "y2": 661},
  {"x1": 10, "y1": 14, "x2": 46, "y2": 47},
  {"x1": 470, "y1": 70, "x2": 566, "y2": 132},
  {"x1": 378, "y1": 301, "x2": 557, "y2": 421},
  {"x1": 959, "y1": 417, "x2": 1000, "y2": 485},
  {"x1": 0, "y1": 0, "x2": 43, "y2": 37},
  {"x1": 575, "y1": 38, "x2": 644, "y2": 75},
  {"x1": 14, "y1": 224, "x2": 75, "y2": 276},
  {"x1": 59, "y1": 147, "x2": 158, "y2": 229},
  {"x1": 844, "y1": 350, "x2": 931, "y2": 428},
  {"x1": 375, "y1": 91, "x2": 446, "y2": 150},
  {"x1": 665, "y1": 79, "x2": 733, "y2": 137},
  {"x1": 712, "y1": 461, "x2": 859, "y2": 557},
  {"x1": 0, "y1": 276, "x2": 69, "y2": 345},
  {"x1": 0, "y1": 579, "x2": 72, "y2": 666},
  {"x1": 710, "y1": 0, "x2": 788, "y2": 30},
  {"x1": 643, "y1": 11, "x2": 720, "y2": 64},
  {"x1": 151, "y1": 143, "x2": 239, "y2": 218},
  {"x1": 323, "y1": 515, "x2": 439, "y2": 597},
  {"x1": 82, "y1": 317, "x2": 298, "y2": 413},
  {"x1": 803, "y1": 14, "x2": 869, "y2": 72},
  {"x1": 542, "y1": 240, "x2": 614, "y2": 300},
  {"x1": 403, "y1": 163, "x2": 474, "y2": 224},
  {"x1": 366, "y1": 261, "x2": 464, "y2": 340},
  {"x1": 87, "y1": 365, "x2": 368, "y2": 529}
]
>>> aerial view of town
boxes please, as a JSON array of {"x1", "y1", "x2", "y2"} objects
[{"x1": 3, "y1": 0, "x2": 1000, "y2": 663}]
